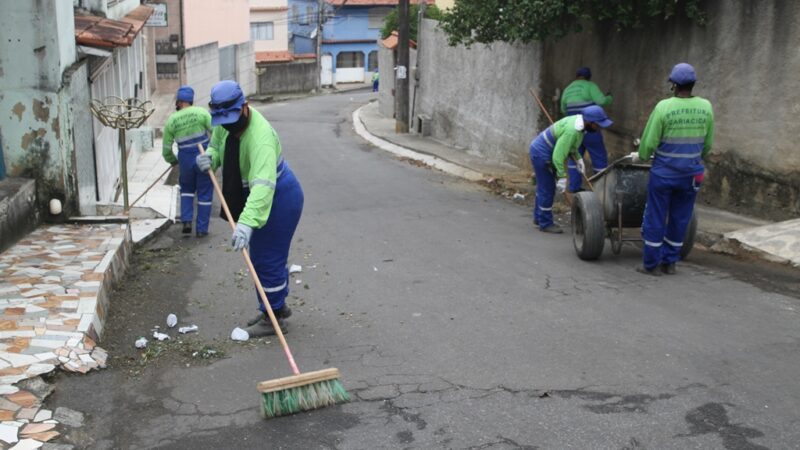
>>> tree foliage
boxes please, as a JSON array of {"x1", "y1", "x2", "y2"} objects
[
  {"x1": 381, "y1": 4, "x2": 444, "y2": 41},
  {"x1": 440, "y1": 0, "x2": 707, "y2": 46}
]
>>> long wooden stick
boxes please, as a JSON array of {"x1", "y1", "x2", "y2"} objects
[
  {"x1": 124, "y1": 165, "x2": 174, "y2": 214},
  {"x1": 198, "y1": 144, "x2": 300, "y2": 375},
  {"x1": 529, "y1": 88, "x2": 595, "y2": 192}
]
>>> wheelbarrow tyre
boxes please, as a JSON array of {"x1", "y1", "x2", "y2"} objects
[
  {"x1": 680, "y1": 211, "x2": 698, "y2": 260},
  {"x1": 571, "y1": 191, "x2": 605, "y2": 260}
]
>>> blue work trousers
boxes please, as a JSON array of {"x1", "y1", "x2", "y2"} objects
[
  {"x1": 530, "y1": 147, "x2": 557, "y2": 230},
  {"x1": 248, "y1": 165, "x2": 304, "y2": 312},
  {"x1": 178, "y1": 148, "x2": 213, "y2": 233},
  {"x1": 641, "y1": 173, "x2": 699, "y2": 269},
  {"x1": 567, "y1": 131, "x2": 608, "y2": 192}
]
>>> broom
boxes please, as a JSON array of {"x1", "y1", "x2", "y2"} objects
[{"x1": 197, "y1": 144, "x2": 349, "y2": 418}]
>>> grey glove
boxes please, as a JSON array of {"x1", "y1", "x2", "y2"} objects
[
  {"x1": 629, "y1": 151, "x2": 642, "y2": 164},
  {"x1": 231, "y1": 223, "x2": 253, "y2": 251},
  {"x1": 196, "y1": 154, "x2": 212, "y2": 172},
  {"x1": 556, "y1": 178, "x2": 567, "y2": 193}
]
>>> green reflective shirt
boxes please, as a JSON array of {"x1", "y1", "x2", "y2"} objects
[
  {"x1": 207, "y1": 108, "x2": 282, "y2": 229},
  {"x1": 551, "y1": 115, "x2": 585, "y2": 178},
  {"x1": 560, "y1": 79, "x2": 613, "y2": 115},
  {"x1": 162, "y1": 106, "x2": 212, "y2": 164}
]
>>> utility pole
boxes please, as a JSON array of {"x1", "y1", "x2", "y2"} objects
[
  {"x1": 395, "y1": 0, "x2": 410, "y2": 133},
  {"x1": 316, "y1": 0, "x2": 324, "y2": 91}
]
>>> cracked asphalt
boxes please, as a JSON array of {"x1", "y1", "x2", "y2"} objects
[{"x1": 50, "y1": 91, "x2": 800, "y2": 449}]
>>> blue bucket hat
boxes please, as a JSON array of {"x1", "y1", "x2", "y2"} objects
[
  {"x1": 176, "y1": 86, "x2": 194, "y2": 103},
  {"x1": 582, "y1": 105, "x2": 613, "y2": 128},
  {"x1": 209, "y1": 80, "x2": 246, "y2": 126},
  {"x1": 576, "y1": 66, "x2": 592, "y2": 80},
  {"x1": 669, "y1": 63, "x2": 696, "y2": 85}
]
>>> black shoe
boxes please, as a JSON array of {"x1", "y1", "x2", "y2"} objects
[
  {"x1": 533, "y1": 218, "x2": 539, "y2": 226},
  {"x1": 636, "y1": 265, "x2": 662, "y2": 276},
  {"x1": 182, "y1": 222, "x2": 192, "y2": 234},
  {"x1": 661, "y1": 263, "x2": 676, "y2": 275},
  {"x1": 246, "y1": 306, "x2": 292, "y2": 327},
  {"x1": 540, "y1": 224, "x2": 563, "y2": 234},
  {"x1": 196, "y1": 231, "x2": 208, "y2": 238},
  {"x1": 244, "y1": 316, "x2": 287, "y2": 337}
]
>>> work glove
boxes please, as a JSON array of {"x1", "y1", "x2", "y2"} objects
[
  {"x1": 196, "y1": 154, "x2": 212, "y2": 172},
  {"x1": 556, "y1": 178, "x2": 567, "y2": 193},
  {"x1": 231, "y1": 223, "x2": 253, "y2": 251},
  {"x1": 576, "y1": 159, "x2": 586, "y2": 175},
  {"x1": 628, "y1": 152, "x2": 641, "y2": 164}
]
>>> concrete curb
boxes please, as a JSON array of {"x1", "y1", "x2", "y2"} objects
[{"x1": 353, "y1": 106, "x2": 486, "y2": 182}]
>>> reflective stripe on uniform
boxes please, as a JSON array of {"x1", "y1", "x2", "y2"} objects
[
  {"x1": 566, "y1": 101, "x2": 595, "y2": 110},
  {"x1": 644, "y1": 240, "x2": 663, "y2": 248},
  {"x1": 250, "y1": 179, "x2": 276, "y2": 189},
  {"x1": 175, "y1": 131, "x2": 209, "y2": 144},
  {"x1": 664, "y1": 237, "x2": 683, "y2": 247},
  {"x1": 542, "y1": 128, "x2": 555, "y2": 148},
  {"x1": 181, "y1": 193, "x2": 195, "y2": 197},
  {"x1": 656, "y1": 150, "x2": 703, "y2": 159},
  {"x1": 539, "y1": 206, "x2": 553, "y2": 211},
  {"x1": 197, "y1": 201, "x2": 212, "y2": 206},
  {"x1": 264, "y1": 281, "x2": 287, "y2": 293}
]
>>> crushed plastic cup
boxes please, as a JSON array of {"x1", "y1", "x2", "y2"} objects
[
  {"x1": 153, "y1": 331, "x2": 170, "y2": 341},
  {"x1": 289, "y1": 264, "x2": 302, "y2": 274},
  {"x1": 166, "y1": 314, "x2": 178, "y2": 328},
  {"x1": 178, "y1": 325, "x2": 199, "y2": 334},
  {"x1": 231, "y1": 327, "x2": 249, "y2": 342},
  {"x1": 135, "y1": 337, "x2": 148, "y2": 349}
]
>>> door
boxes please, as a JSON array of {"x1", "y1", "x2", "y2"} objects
[
  {"x1": 321, "y1": 54, "x2": 333, "y2": 86},
  {"x1": 219, "y1": 45, "x2": 238, "y2": 81}
]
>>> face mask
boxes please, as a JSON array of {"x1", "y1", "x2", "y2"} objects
[{"x1": 222, "y1": 110, "x2": 248, "y2": 134}]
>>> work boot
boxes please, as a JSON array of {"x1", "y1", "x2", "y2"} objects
[
  {"x1": 244, "y1": 316, "x2": 287, "y2": 337},
  {"x1": 540, "y1": 224, "x2": 563, "y2": 234},
  {"x1": 196, "y1": 231, "x2": 208, "y2": 238},
  {"x1": 661, "y1": 263, "x2": 677, "y2": 275},
  {"x1": 246, "y1": 306, "x2": 292, "y2": 326},
  {"x1": 182, "y1": 222, "x2": 192, "y2": 234},
  {"x1": 636, "y1": 265, "x2": 662, "y2": 277}
]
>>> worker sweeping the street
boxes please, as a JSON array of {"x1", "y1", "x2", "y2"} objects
[
  {"x1": 561, "y1": 67, "x2": 613, "y2": 192},
  {"x1": 162, "y1": 86, "x2": 213, "y2": 237},
  {"x1": 196, "y1": 80, "x2": 303, "y2": 336},
  {"x1": 529, "y1": 105, "x2": 613, "y2": 233},
  {"x1": 630, "y1": 63, "x2": 714, "y2": 276},
  {"x1": 372, "y1": 69, "x2": 380, "y2": 92}
]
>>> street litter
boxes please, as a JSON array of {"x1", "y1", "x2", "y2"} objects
[
  {"x1": 373, "y1": 267, "x2": 378, "y2": 272},
  {"x1": 135, "y1": 337, "x2": 148, "y2": 349},
  {"x1": 295, "y1": 279, "x2": 302, "y2": 285},
  {"x1": 166, "y1": 314, "x2": 178, "y2": 328},
  {"x1": 179, "y1": 325, "x2": 199, "y2": 334},
  {"x1": 289, "y1": 264, "x2": 302, "y2": 274},
  {"x1": 231, "y1": 327, "x2": 249, "y2": 341},
  {"x1": 153, "y1": 331, "x2": 170, "y2": 341},
  {"x1": 513, "y1": 193, "x2": 526, "y2": 200}
]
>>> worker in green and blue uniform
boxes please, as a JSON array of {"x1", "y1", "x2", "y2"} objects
[
  {"x1": 529, "y1": 105, "x2": 613, "y2": 233},
  {"x1": 372, "y1": 70, "x2": 380, "y2": 92},
  {"x1": 162, "y1": 86, "x2": 213, "y2": 236},
  {"x1": 631, "y1": 63, "x2": 714, "y2": 275},
  {"x1": 561, "y1": 67, "x2": 613, "y2": 192},
  {"x1": 196, "y1": 81, "x2": 303, "y2": 336}
]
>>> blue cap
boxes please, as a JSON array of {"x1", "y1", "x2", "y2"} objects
[
  {"x1": 582, "y1": 105, "x2": 613, "y2": 128},
  {"x1": 176, "y1": 86, "x2": 194, "y2": 103},
  {"x1": 669, "y1": 63, "x2": 696, "y2": 85},
  {"x1": 209, "y1": 80, "x2": 246, "y2": 126},
  {"x1": 576, "y1": 66, "x2": 592, "y2": 80}
]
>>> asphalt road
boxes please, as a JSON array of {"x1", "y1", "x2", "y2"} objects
[{"x1": 51, "y1": 91, "x2": 800, "y2": 449}]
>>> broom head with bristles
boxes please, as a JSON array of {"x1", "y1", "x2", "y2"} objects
[{"x1": 257, "y1": 367, "x2": 349, "y2": 418}]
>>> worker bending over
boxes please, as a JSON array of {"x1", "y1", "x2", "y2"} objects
[
  {"x1": 561, "y1": 67, "x2": 613, "y2": 192},
  {"x1": 631, "y1": 63, "x2": 714, "y2": 275},
  {"x1": 529, "y1": 105, "x2": 613, "y2": 233},
  {"x1": 196, "y1": 81, "x2": 304, "y2": 336}
]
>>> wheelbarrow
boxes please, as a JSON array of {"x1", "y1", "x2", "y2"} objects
[{"x1": 570, "y1": 156, "x2": 697, "y2": 260}]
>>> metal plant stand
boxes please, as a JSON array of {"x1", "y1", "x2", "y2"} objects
[{"x1": 89, "y1": 97, "x2": 154, "y2": 211}]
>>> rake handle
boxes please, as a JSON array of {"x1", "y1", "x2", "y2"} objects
[
  {"x1": 124, "y1": 164, "x2": 173, "y2": 214},
  {"x1": 198, "y1": 144, "x2": 300, "y2": 375},
  {"x1": 529, "y1": 88, "x2": 594, "y2": 192}
]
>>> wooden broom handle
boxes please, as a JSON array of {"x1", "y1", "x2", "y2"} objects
[
  {"x1": 124, "y1": 165, "x2": 174, "y2": 214},
  {"x1": 198, "y1": 144, "x2": 300, "y2": 375}
]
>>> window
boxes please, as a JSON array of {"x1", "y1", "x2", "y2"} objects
[
  {"x1": 368, "y1": 7, "x2": 392, "y2": 28},
  {"x1": 251, "y1": 22, "x2": 274, "y2": 40},
  {"x1": 292, "y1": 5, "x2": 299, "y2": 23},
  {"x1": 303, "y1": 5, "x2": 314, "y2": 25},
  {"x1": 336, "y1": 52, "x2": 364, "y2": 69},
  {"x1": 368, "y1": 51, "x2": 378, "y2": 71}
]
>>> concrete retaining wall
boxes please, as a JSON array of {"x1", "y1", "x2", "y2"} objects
[
  {"x1": 257, "y1": 60, "x2": 317, "y2": 95},
  {"x1": 415, "y1": 19, "x2": 542, "y2": 169},
  {"x1": 0, "y1": 178, "x2": 39, "y2": 254},
  {"x1": 185, "y1": 42, "x2": 221, "y2": 107},
  {"x1": 236, "y1": 41, "x2": 256, "y2": 97}
]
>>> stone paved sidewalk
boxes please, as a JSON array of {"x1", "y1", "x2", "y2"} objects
[{"x1": 0, "y1": 224, "x2": 130, "y2": 448}]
